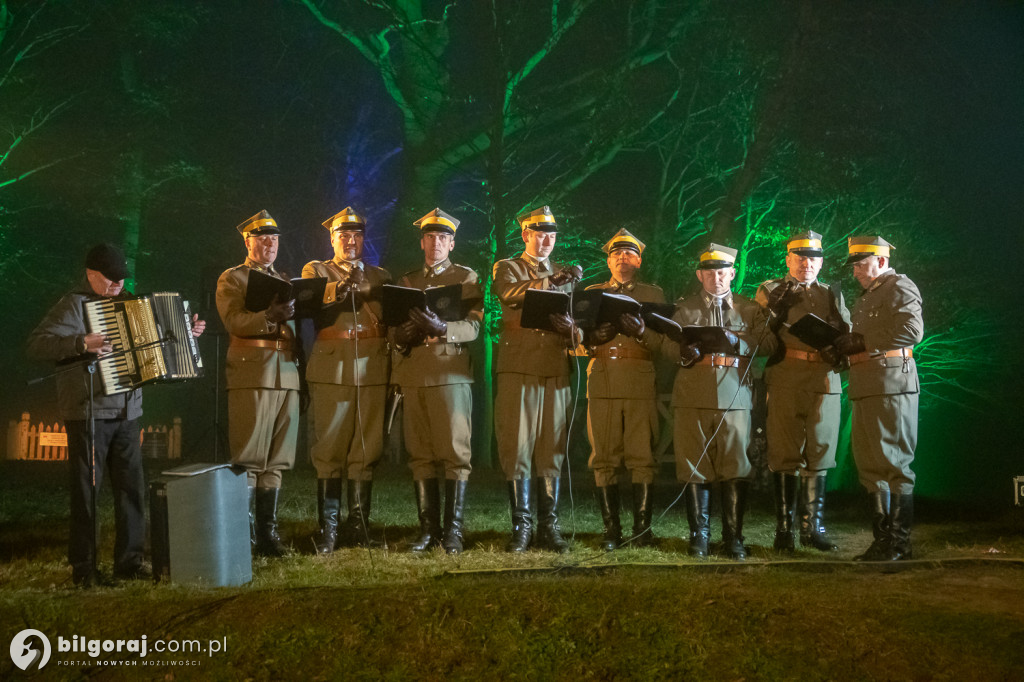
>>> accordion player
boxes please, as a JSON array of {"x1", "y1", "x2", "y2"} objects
[{"x1": 84, "y1": 291, "x2": 204, "y2": 396}]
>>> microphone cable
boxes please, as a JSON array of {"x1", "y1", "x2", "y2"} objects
[
  {"x1": 568, "y1": 298, "x2": 777, "y2": 566},
  {"x1": 348, "y1": 271, "x2": 377, "y2": 569}
]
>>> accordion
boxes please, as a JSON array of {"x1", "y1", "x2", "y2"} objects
[{"x1": 84, "y1": 292, "x2": 204, "y2": 396}]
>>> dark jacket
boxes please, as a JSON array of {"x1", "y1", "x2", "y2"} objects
[{"x1": 26, "y1": 278, "x2": 143, "y2": 421}]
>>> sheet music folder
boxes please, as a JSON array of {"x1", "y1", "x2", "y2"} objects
[
  {"x1": 787, "y1": 313, "x2": 844, "y2": 350},
  {"x1": 381, "y1": 283, "x2": 463, "y2": 327},
  {"x1": 244, "y1": 270, "x2": 327, "y2": 318},
  {"x1": 679, "y1": 326, "x2": 738, "y2": 354},
  {"x1": 520, "y1": 289, "x2": 571, "y2": 332}
]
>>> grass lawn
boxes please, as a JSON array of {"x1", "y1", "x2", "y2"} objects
[{"x1": 2, "y1": 460, "x2": 1023, "y2": 680}]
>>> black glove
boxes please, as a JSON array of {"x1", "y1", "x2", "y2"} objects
[
  {"x1": 766, "y1": 281, "x2": 796, "y2": 312},
  {"x1": 722, "y1": 329, "x2": 740, "y2": 350},
  {"x1": 619, "y1": 313, "x2": 645, "y2": 338},
  {"x1": 409, "y1": 307, "x2": 447, "y2": 338},
  {"x1": 834, "y1": 332, "x2": 866, "y2": 356},
  {"x1": 548, "y1": 312, "x2": 577, "y2": 339},
  {"x1": 766, "y1": 282, "x2": 796, "y2": 330},
  {"x1": 587, "y1": 322, "x2": 617, "y2": 346},
  {"x1": 336, "y1": 268, "x2": 370, "y2": 300},
  {"x1": 299, "y1": 387, "x2": 311, "y2": 414},
  {"x1": 679, "y1": 342, "x2": 703, "y2": 367},
  {"x1": 819, "y1": 345, "x2": 841, "y2": 367},
  {"x1": 394, "y1": 320, "x2": 424, "y2": 347},
  {"x1": 549, "y1": 265, "x2": 583, "y2": 287},
  {"x1": 265, "y1": 294, "x2": 295, "y2": 323}
]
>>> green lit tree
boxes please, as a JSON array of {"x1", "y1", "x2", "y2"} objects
[{"x1": 0, "y1": 0, "x2": 83, "y2": 273}]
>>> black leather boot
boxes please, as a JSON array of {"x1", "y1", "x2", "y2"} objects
[
  {"x1": 410, "y1": 479, "x2": 442, "y2": 552},
  {"x1": 889, "y1": 493, "x2": 914, "y2": 561},
  {"x1": 314, "y1": 478, "x2": 343, "y2": 554},
  {"x1": 596, "y1": 485, "x2": 622, "y2": 551},
  {"x1": 772, "y1": 472, "x2": 798, "y2": 552},
  {"x1": 800, "y1": 472, "x2": 838, "y2": 551},
  {"x1": 254, "y1": 487, "x2": 288, "y2": 557},
  {"x1": 506, "y1": 479, "x2": 532, "y2": 552},
  {"x1": 684, "y1": 483, "x2": 711, "y2": 558},
  {"x1": 630, "y1": 483, "x2": 656, "y2": 547},
  {"x1": 442, "y1": 479, "x2": 468, "y2": 555},
  {"x1": 721, "y1": 479, "x2": 749, "y2": 560},
  {"x1": 855, "y1": 491, "x2": 892, "y2": 561},
  {"x1": 535, "y1": 477, "x2": 570, "y2": 553},
  {"x1": 339, "y1": 480, "x2": 375, "y2": 547}
]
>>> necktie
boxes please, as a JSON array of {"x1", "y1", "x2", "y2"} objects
[{"x1": 711, "y1": 296, "x2": 724, "y2": 327}]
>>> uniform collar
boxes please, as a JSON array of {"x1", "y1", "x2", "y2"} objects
[
  {"x1": 864, "y1": 268, "x2": 895, "y2": 294},
  {"x1": 608, "y1": 277, "x2": 637, "y2": 292},
  {"x1": 245, "y1": 258, "x2": 279, "y2": 276},
  {"x1": 423, "y1": 258, "x2": 451, "y2": 277},
  {"x1": 332, "y1": 257, "x2": 364, "y2": 273},
  {"x1": 701, "y1": 290, "x2": 733, "y2": 309},
  {"x1": 520, "y1": 251, "x2": 549, "y2": 270},
  {"x1": 784, "y1": 274, "x2": 819, "y2": 288}
]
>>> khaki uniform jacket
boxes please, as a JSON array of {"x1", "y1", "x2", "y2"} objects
[
  {"x1": 848, "y1": 270, "x2": 923, "y2": 400},
  {"x1": 302, "y1": 258, "x2": 392, "y2": 386},
  {"x1": 26, "y1": 280, "x2": 143, "y2": 421},
  {"x1": 755, "y1": 276, "x2": 851, "y2": 394},
  {"x1": 583, "y1": 279, "x2": 666, "y2": 400},
  {"x1": 669, "y1": 291, "x2": 774, "y2": 410},
  {"x1": 391, "y1": 258, "x2": 483, "y2": 387},
  {"x1": 215, "y1": 260, "x2": 301, "y2": 391},
  {"x1": 493, "y1": 253, "x2": 576, "y2": 378}
]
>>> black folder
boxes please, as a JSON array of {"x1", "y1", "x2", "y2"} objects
[
  {"x1": 244, "y1": 270, "x2": 327, "y2": 319},
  {"x1": 788, "y1": 314, "x2": 844, "y2": 350},
  {"x1": 678, "y1": 326, "x2": 738, "y2": 354},
  {"x1": 644, "y1": 312, "x2": 683, "y2": 340},
  {"x1": 520, "y1": 289, "x2": 571, "y2": 332},
  {"x1": 382, "y1": 283, "x2": 463, "y2": 327},
  {"x1": 567, "y1": 290, "x2": 604, "y2": 330}
]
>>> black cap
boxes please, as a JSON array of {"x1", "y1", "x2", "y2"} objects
[{"x1": 85, "y1": 243, "x2": 128, "y2": 281}]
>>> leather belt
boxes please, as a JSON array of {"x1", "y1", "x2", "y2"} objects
[
  {"x1": 229, "y1": 336, "x2": 295, "y2": 353},
  {"x1": 698, "y1": 354, "x2": 748, "y2": 369},
  {"x1": 317, "y1": 325, "x2": 385, "y2": 341},
  {"x1": 849, "y1": 347, "x2": 914, "y2": 365},
  {"x1": 785, "y1": 348, "x2": 826, "y2": 362},
  {"x1": 593, "y1": 345, "x2": 651, "y2": 361}
]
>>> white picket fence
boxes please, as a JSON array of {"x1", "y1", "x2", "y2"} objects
[{"x1": 5, "y1": 413, "x2": 182, "y2": 461}]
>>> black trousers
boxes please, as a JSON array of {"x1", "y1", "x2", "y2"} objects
[{"x1": 65, "y1": 418, "x2": 145, "y2": 574}]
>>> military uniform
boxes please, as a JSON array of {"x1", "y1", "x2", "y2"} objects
[
  {"x1": 848, "y1": 270, "x2": 922, "y2": 491},
  {"x1": 838, "y1": 235, "x2": 924, "y2": 561},
  {"x1": 755, "y1": 229, "x2": 852, "y2": 552},
  {"x1": 493, "y1": 205, "x2": 580, "y2": 552},
  {"x1": 215, "y1": 211, "x2": 298, "y2": 557},
  {"x1": 670, "y1": 290, "x2": 772, "y2": 482},
  {"x1": 493, "y1": 254, "x2": 575, "y2": 477},
  {"x1": 582, "y1": 228, "x2": 666, "y2": 549},
  {"x1": 303, "y1": 257, "x2": 391, "y2": 479},
  {"x1": 584, "y1": 278, "x2": 665, "y2": 486},
  {"x1": 304, "y1": 206, "x2": 392, "y2": 550},
  {"x1": 670, "y1": 243, "x2": 775, "y2": 560},
  {"x1": 215, "y1": 259, "x2": 300, "y2": 489},
  {"x1": 391, "y1": 208, "x2": 483, "y2": 554},
  {"x1": 393, "y1": 258, "x2": 481, "y2": 482}
]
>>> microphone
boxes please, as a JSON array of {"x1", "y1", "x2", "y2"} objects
[{"x1": 564, "y1": 265, "x2": 583, "y2": 283}]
